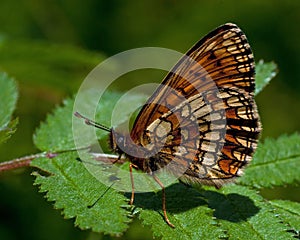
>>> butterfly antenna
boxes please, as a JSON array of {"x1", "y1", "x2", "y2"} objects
[{"x1": 74, "y1": 112, "x2": 110, "y2": 132}]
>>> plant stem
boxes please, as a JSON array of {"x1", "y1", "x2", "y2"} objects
[
  {"x1": 0, "y1": 153, "x2": 48, "y2": 173},
  {"x1": 0, "y1": 151, "x2": 125, "y2": 173}
]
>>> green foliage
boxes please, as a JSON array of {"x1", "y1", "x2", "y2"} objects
[
  {"x1": 202, "y1": 185, "x2": 293, "y2": 240},
  {"x1": 255, "y1": 60, "x2": 277, "y2": 95},
  {"x1": 0, "y1": 1, "x2": 299, "y2": 239},
  {"x1": 29, "y1": 60, "x2": 300, "y2": 239},
  {"x1": 32, "y1": 151, "x2": 131, "y2": 235},
  {"x1": 0, "y1": 72, "x2": 18, "y2": 144},
  {"x1": 32, "y1": 93, "x2": 147, "y2": 235},
  {"x1": 269, "y1": 200, "x2": 300, "y2": 238},
  {"x1": 239, "y1": 133, "x2": 300, "y2": 188},
  {"x1": 33, "y1": 91, "x2": 148, "y2": 151},
  {"x1": 33, "y1": 98, "x2": 77, "y2": 152},
  {"x1": 136, "y1": 184, "x2": 225, "y2": 240},
  {"x1": 0, "y1": 118, "x2": 18, "y2": 145},
  {"x1": 0, "y1": 39, "x2": 105, "y2": 92}
]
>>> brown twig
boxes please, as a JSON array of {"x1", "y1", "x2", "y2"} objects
[
  {"x1": 0, "y1": 153, "x2": 50, "y2": 173},
  {"x1": 0, "y1": 150, "x2": 125, "y2": 174}
]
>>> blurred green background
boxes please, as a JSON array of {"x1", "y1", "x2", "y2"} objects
[{"x1": 0, "y1": 0, "x2": 299, "y2": 239}]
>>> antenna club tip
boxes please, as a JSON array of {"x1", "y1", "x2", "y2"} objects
[
  {"x1": 74, "y1": 112, "x2": 111, "y2": 132},
  {"x1": 74, "y1": 111, "x2": 82, "y2": 118}
]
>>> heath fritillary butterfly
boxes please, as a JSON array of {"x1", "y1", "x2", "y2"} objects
[{"x1": 75, "y1": 23, "x2": 261, "y2": 227}]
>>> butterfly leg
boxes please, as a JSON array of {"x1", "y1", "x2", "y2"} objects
[
  {"x1": 152, "y1": 175, "x2": 175, "y2": 228},
  {"x1": 111, "y1": 154, "x2": 122, "y2": 164},
  {"x1": 129, "y1": 163, "x2": 135, "y2": 205}
]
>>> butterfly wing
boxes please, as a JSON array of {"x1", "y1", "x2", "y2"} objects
[
  {"x1": 140, "y1": 84, "x2": 260, "y2": 186},
  {"x1": 131, "y1": 23, "x2": 255, "y2": 140},
  {"x1": 129, "y1": 23, "x2": 261, "y2": 185}
]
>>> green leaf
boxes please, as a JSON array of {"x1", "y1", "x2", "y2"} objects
[
  {"x1": 137, "y1": 184, "x2": 294, "y2": 240},
  {"x1": 255, "y1": 60, "x2": 277, "y2": 95},
  {"x1": 33, "y1": 98, "x2": 76, "y2": 151},
  {"x1": 269, "y1": 200, "x2": 300, "y2": 238},
  {"x1": 0, "y1": 118, "x2": 18, "y2": 145},
  {"x1": 136, "y1": 183, "x2": 225, "y2": 240},
  {"x1": 202, "y1": 185, "x2": 294, "y2": 240},
  {"x1": 34, "y1": 91, "x2": 148, "y2": 151},
  {"x1": 31, "y1": 151, "x2": 131, "y2": 235},
  {"x1": 0, "y1": 72, "x2": 18, "y2": 144},
  {"x1": 239, "y1": 133, "x2": 300, "y2": 188},
  {"x1": 32, "y1": 91, "x2": 148, "y2": 235}
]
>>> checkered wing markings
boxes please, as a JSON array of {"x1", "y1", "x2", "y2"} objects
[
  {"x1": 217, "y1": 88, "x2": 261, "y2": 175},
  {"x1": 143, "y1": 88, "x2": 260, "y2": 184},
  {"x1": 143, "y1": 92, "x2": 222, "y2": 172},
  {"x1": 130, "y1": 23, "x2": 255, "y2": 141},
  {"x1": 191, "y1": 88, "x2": 260, "y2": 184}
]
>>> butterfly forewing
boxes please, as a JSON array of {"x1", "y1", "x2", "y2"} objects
[
  {"x1": 129, "y1": 23, "x2": 261, "y2": 186},
  {"x1": 130, "y1": 23, "x2": 255, "y2": 141}
]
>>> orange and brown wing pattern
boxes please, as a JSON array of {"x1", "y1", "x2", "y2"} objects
[
  {"x1": 181, "y1": 88, "x2": 260, "y2": 187},
  {"x1": 129, "y1": 23, "x2": 261, "y2": 186},
  {"x1": 131, "y1": 23, "x2": 255, "y2": 141},
  {"x1": 141, "y1": 87, "x2": 260, "y2": 187}
]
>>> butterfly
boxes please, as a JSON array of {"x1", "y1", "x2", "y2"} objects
[{"x1": 75, "y1": 23, "x2": 261, "y2": 228}]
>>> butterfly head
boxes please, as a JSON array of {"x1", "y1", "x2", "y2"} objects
[
  {"x1": 110, "y1": 128, "x2": 154, "y2": 172},
  {"x1": 109, "y1": 129, "x2": 127, "y2": 155}
]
